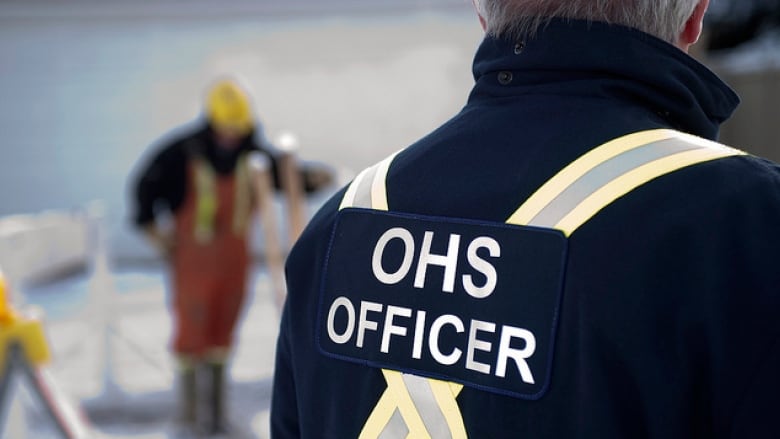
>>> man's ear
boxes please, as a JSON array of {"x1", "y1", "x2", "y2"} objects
[
  {"x1": 678, "y1": 0, "x2": 709, "y2": 51},
  {"x1": 472, "y1": 0, "x2": 487, "y2": 31}
]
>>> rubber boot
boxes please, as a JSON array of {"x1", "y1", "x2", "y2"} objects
[
  {"x1": 207, "y1": 361, "x2": 229, "y2": 435},
  {"x1": 173, "y1": 364, "x2": 199, "y2": 437}
]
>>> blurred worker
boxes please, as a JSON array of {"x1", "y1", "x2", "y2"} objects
[
  {"x1": 131, "y1": 77, "x2": 284, "y2": 435},
  {"x1": 271, "y1": 0, "x2": 780, "y2": 437}
]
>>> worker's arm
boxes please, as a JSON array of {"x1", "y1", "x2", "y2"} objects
[
  {"x1": 131, "y1": 140, "x2": 186, "y2": 260},
  {"x1": 250, "y1": 153, "x2": 286, "y2": 311}
]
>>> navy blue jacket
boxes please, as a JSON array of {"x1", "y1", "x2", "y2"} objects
[{"x1": 272, "y1": 20, "x2": 780, "y2": 438}]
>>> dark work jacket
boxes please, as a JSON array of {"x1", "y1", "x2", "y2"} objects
[
  {"x1": 272, "y1": 20, "x2": 780, "y2": 438},
  {"x1": 131, "y1": 123, "x2": 278, "y2": 227}
]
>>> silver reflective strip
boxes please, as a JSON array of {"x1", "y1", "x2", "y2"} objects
[
  {"x1": 379, "y1": 410, "x2": 409, "y2": 439},
  {"x1": 340, "y1": 166, "x2": 371, "y2": 210},
  {"x1": 352, "y1": 164, "x2": 380, "y2": 209},
  {"x1": 341, "y1": 150, "x2": 402, "y2": 211},
  {"x1": 370, "y1": 151, "x2": 401, "y2": 211},
  {"x1": 402, "y1": 374, "x2": 452, "y2": 439},
  {"x1": 527, "y1": 138, "x2": 701, "y2": 227}
]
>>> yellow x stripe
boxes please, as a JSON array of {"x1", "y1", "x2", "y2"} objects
[{"x1": 359, "y1": 371, "x2": 466, "y2": 439}]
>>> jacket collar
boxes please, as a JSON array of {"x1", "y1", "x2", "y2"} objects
[{"x1": 469, "y1": 19, "x2": 739, "y2": 140}]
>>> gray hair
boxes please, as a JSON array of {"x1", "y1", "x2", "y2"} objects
[{"x1": 474, "y1": 0, "x2": 700, "y2": 44}]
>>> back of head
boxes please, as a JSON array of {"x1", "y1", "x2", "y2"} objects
[
  {"x1": 205, "y1": 78, "x2": 254, "y2": 136},
  {"x1": 474, "y1": 0, "x2": 700, "y2": 44}
]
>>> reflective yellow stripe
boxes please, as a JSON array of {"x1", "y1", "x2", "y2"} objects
[
  {"x1": 383, "y1": 370, "x2": 431, "y2": 439},
  {"x1": 448, "y1": 381, "x2": 463, "y2": 396},
  {"x1": 340, "y1": 150, "x2": 402, "y2": 211},
  {"x1": 508, "y1": 129, "x2": 678, "y2": 225},
  {"x1": 508, "y1": 130, "x2": 744, "y2": 234},
  {"x1": 359, "y1": 390, "x2": 399, "y2": 439},
  {"x1": 193, "y1": 157, "x2": 217, "y2": 243},
  {"x1": 340, "y1": 166, "x2": 372, "y2": 211},
  {"x1": 359, "y1": 373, "x2": 467, "y2": 439},
  {"x1": 554, "y1": 146, "x2": 742, "y2": 235},
  {"x1": 429, "y1": 379, "x2": 467, "y2": 439},
  {"x1": 371, "y1": 151, "x2": 402, "y2": 212}
]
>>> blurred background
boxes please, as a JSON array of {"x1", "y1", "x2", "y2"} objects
[{"x1": 0, "y1": 0, "x2": 778, "y2": 437}]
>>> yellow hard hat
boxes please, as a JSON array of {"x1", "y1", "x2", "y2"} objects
[{"x1": 205, "y1": 78, "x2": 254, "y2": 136}]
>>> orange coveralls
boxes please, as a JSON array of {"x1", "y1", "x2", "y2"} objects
[{"x1": 170, "y1": 158, "x2": 251, "y2": 357}]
